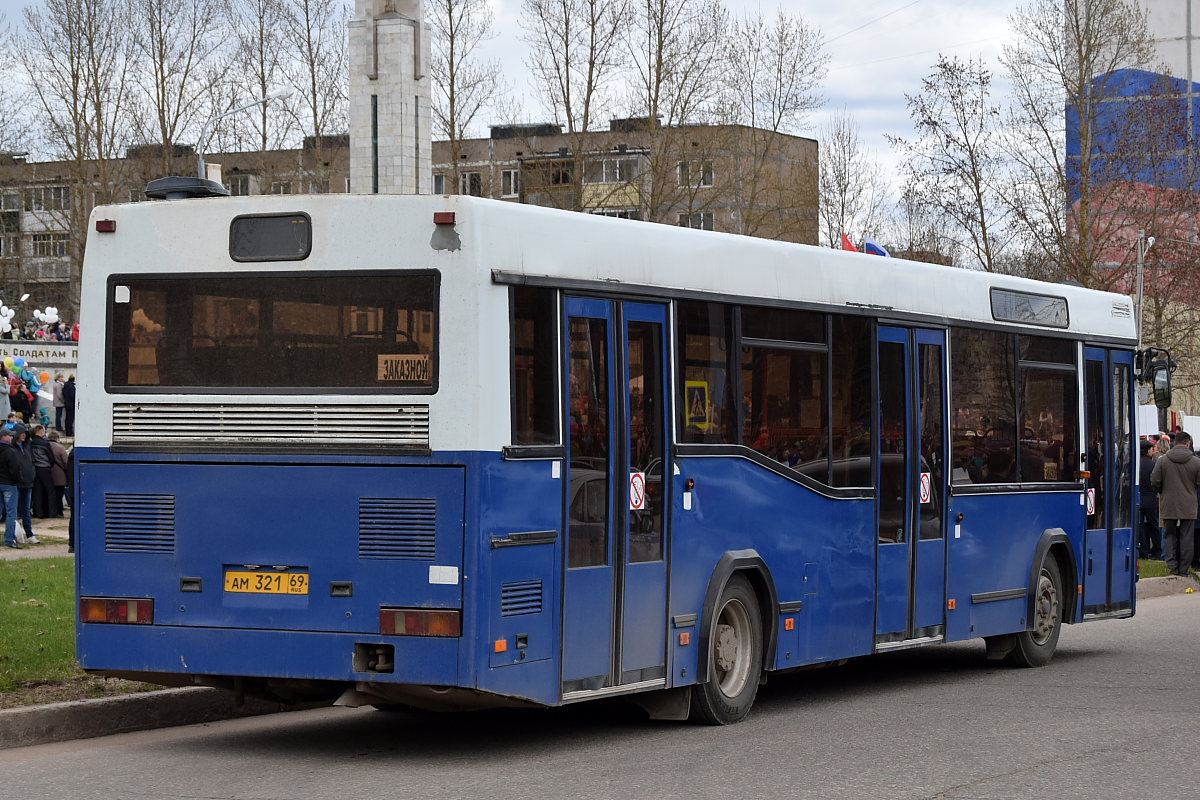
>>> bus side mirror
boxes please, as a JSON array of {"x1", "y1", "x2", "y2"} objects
[{"x1": 1151, "y1": 363, "x2": 1172, "y2": 409}]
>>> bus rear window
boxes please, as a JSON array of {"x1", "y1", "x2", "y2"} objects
[{"x1": 108, "y1": 272, "x2": 438, "y2": 392}]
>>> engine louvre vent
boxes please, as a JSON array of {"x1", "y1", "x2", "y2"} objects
[
  {"x1": 105, "y1": 493, "x2": 176, "y2": 553},
  {"x1": 358, "y1": 498, "x2": 437, "y2": 560},
  {"x1": 112, "y1": 403, "x2": 430, "y2": 448},
  {"x1": 500, "y1": 580, "x2": 543, "y2": 616}
]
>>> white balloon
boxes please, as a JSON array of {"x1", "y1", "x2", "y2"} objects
[
  {"x1": 19, "y1": 294, "x2": 29, "y2": 302},
  {"x1": 6, "y1": 308, "x2": 15, "y2": 319},
  {"x1": 1, "y1": 306, "x2": 9, "y2": 317}
]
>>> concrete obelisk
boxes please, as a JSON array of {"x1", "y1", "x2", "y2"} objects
[{"x1": 348, "y1": 0, "x2": 432, "y2": 194}]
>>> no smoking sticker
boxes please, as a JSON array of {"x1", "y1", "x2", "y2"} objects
[
  {"x1": 629, "y1": 472, "x2": 646, "y2": 511},
  {"x1": 919, "y1": 472, "x2": 931, "y2": 504},
  {"x1": 1086, "y1": 488, "x2": 1095, "y2": 515}
]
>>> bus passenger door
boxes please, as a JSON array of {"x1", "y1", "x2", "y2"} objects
[
  {"x1": 876, "y1": 326, "x2": 948, "y2": 647},
  {"x1": 562, "y1": 298, "x2": 669, "y2": 696},
  {"x1": 1083, "y1": 348, "x2": 1135, "y2": 614}
]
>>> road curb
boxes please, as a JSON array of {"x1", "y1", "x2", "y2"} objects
[
  {"x1": 0, "y1": 686, "x2": 293, "y2": 749},
  {"x1": 1137, "y1": 572, "x2": 1199, "y2": 600}
]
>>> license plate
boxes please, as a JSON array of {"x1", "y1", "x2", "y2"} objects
[{"x1": 224, "y1": 570, "x2": 309, "y2": 595}]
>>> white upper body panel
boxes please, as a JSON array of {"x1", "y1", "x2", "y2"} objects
[{"x1": 77, "y1": 193, "x2": 1137, "y2": 452}]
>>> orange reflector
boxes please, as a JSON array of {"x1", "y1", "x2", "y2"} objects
[
  {"x1": 1078, "y1": 584, "x2": 1084, "y2": 595},
  {"x1": 95, "y1": 219, "x2": 116, "y2": 233},
  {"x1": 947, "y1": 598, "x2": 957, "y2": 610},
  {"x1": 79, "y1": 597, "x2": 154, "y2": 624},
  {"x1": 494, "y1": 639, "x2": 508, "y2": 653},
  {"x1": 784, "y1": 618, "x2": 795, "y2": 631},
  {"x1": 433, "y1": 211, "x2": 456, "y2": 225},
  {"x1": 380, "y1": 607, "x2": 462, "y2": 637},
  {"x1": 679, "y1": 632, "x2": 691, "y2": 646},
  {"x1": 1079, "y1": 471, "x2": 1092, "y2": 479}
]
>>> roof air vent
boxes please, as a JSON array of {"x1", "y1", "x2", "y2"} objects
[{"x1": 145, "y1": 176, "x2": 230, "y2": 201}]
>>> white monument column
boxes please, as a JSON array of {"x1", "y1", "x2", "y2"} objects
[{"x1": 348, "y1": 0, "x2": 432, "y2": 194}]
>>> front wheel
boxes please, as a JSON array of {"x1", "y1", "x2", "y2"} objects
[
  {"x1": 690, "y1": 574, "x2": 763, "y2": 725},
  {"x1": 1004, "y1": 557, "x2": 1064, "y2": 667}
]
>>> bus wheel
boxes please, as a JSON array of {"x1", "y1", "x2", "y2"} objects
[
  {"x1": 690, "y1": 574, "x2": 763, "y2": 725},
  {"x1": 1005, "y1": 558, "x2": 1063, "y2": 668}
]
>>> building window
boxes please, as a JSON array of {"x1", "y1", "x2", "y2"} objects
[
  {"x1": 24, "y1": 186, "x2": 71, "y2": 212},
  {"x1": 677, "y1": 212, "x2": 714, "y2": 230},
  {"x1": 459, "y1": 171, "x2": 482, "y2": 197},
  {"x1": 550, "y1": 166, "x2": 572, "y2": 186},
  {"x1": 309, "y1": 179, "x2": 331, "y2": 194},
  {"x1": 433, "y1": 174, "x2": 446, "y2": 194},
  {"x1": 591, "y1": 208, "x2": 640, "y2": 220},
  {"x1": 0, "y1": 235, "x2": 18, "y2": 259},
  {"x1": 31, "y1": 233, "x2": 69, "y2": 258},
  {"x1": 270, "y1": 181, "x2": 293, "y2": 195},
  {"x1": 677, "y1": 160, "x2": 714, "y2": 188},
  {"x1": 227, "y1": 175, "x2": 252, "y2": 196},
  {"x1": 585, "y1": 157, "x2": 641, "y2": 184},
  {"x1": 0, "y1": 191, "x2": 19, "y2": 211},
  {"x1": 501, "y1": 169, "x2": 519, "y2": 197}
]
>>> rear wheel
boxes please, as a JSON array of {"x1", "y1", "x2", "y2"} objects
[
  {"x1": 690, "y1": 574, "x2": 763, "y2": 725},
  {"x1": 1004, "y1": 558, "x2": 1063, "y2": 667}
]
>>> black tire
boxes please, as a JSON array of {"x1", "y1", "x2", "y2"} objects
[
  {"x1": 1004, "y1": 557, "x2": 1064, "y2": 668},
  {"x1": 690, "y1": 574, "x2": 763, "y2": 725}
]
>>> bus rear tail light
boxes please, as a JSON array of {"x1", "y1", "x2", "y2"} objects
[
  {"x1": 380, "y1": 607, "x2": 462, "y2": 637},
  {"x1": 79, "y1": 597, "x2": 154, "y2": 624}
]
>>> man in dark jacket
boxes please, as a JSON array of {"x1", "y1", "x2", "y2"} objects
[
  {"x1": 1150, "y1": 431, "x2": 1200, "y2": 576},
  {"x1": 11, "y1": 424, "x2": 38, "y2": 545},
  {"x1": 62, "y1": 375, "x2": 76, "y2": 436},
  {"x1": 0, "y1": 428, "x2": 24, "y2": 548},
  {"x1": 1138, "y1": 439, "x2": 1161, "y2": 560}
]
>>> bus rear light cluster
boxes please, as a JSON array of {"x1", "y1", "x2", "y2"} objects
[
  {"x1": 380, "y1": 607, "x2": 461, "y2": 637},
  {"x1": 79, "y1": 597, "x2": 154, "y2": 624}
]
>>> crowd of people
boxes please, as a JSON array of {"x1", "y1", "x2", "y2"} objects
[
  {"x1": 0, "y1": 320, "x2": 79, "y2": 342},
  {"x1": 0, "y1": 367, "x2": 76, "y2": 551},
  {"x1": 1140, "y1": 430, "x2": 1200, "y2": 576}
]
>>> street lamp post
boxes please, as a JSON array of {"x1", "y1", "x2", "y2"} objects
[
  {"x1": 1136, "y1": 229, "x2": 1155, "y2": 350},
  {"x1": 196, "y1": 89, "x2": 294, "y2": 180}
]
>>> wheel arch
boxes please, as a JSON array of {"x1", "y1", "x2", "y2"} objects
[
  {"x1": 695, "y1": 550, "x2": 779, "y2": 684},
  {"x1": 1030, "y1": 528, "x2": 1077, "y2": 626}
]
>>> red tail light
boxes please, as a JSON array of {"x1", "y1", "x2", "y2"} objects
[
  {"x1": 79, "y1": 597, "x2": 154, "y2": 624},
  {"x1": 380, "y1": 607, "x2": 462, "y2": 637}
]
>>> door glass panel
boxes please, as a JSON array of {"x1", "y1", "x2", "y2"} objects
[
  {"x1": 830, "y1": 316, "x2": 873, "y2": 486},
  {"x1": 568, "y1": 317, "x2": 609, "y2": 568},
  {"x1": 1085, "y1": 360, "x2": 1106, "y2": 530},
  {"x1": 1113, "y1": 362, "x2": 1132, "y2": 529},
  {"x1": 878, "y1": 341, "x2": 906, "y2": 544},
  {"x1": 918, "y1": 343, "x2": 943, "y2": 540},
  {"x1": 628, "y1": 321, "x2": 664, "y2": 563}
]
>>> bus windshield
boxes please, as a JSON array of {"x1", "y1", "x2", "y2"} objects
[{"x1": 107, "y1": 272, "x2": 438, "y2": 392}]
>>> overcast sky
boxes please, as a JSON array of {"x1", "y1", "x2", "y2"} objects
[{"x1": 0, "y1": 0, "x2": 1017, "y2": 177}]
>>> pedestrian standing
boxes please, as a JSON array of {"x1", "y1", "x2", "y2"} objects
[
  {"x1": 52, "y1": 373, "x2": 64, "y2": 431},
  {"x1": 47, "y1": 430, "x2": 67, "y2": 518},
  {"x1": 29, "y1": 424, "x2": 54, "y2": 518},
  {"x1": 62, "y1": 374, "x2": 76, "y2": 436},
  {"x1": 1151, "y1": 431, "x2": 1200, "y2": 576},
  {"x1": 10, "y1": 424, "x2": 37, "y2": 544},
  {"x1": 1138, "y1": 439, "x2": 1162, "y2": 559},
  {"x1": 0, "y1": 428, "x2": 23, "y2": 549}
]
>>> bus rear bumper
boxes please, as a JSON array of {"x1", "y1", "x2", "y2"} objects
[{"x1": 78, "y1": 623, "x2": 464, "y2": 694}]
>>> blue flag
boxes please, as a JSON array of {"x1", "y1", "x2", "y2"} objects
[{"x1": 863, "y1": 237, "x2": 891, "y2": 257}]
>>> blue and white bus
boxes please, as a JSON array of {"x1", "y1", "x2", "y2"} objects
[{"x1": 74, "y1": 192, "x2": 1163, "y2": 724}]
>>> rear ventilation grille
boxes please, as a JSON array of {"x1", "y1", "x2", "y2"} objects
[
  {"x1": 105, "y1": 493, "x2": 176, "y2": 553},
  {"x1": 112, "y1": 403, "x2": 430, "y2": 448},
  {"x1": 501, "y1": 580, "x2": 543, "y2": 616},
  {"x1": 358, "y1": 498, "x2": 437, "y2": 560}
]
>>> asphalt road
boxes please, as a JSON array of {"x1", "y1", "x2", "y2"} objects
[{"x1": 2, "y1": 593, "x2": 1197, "y2": 800}]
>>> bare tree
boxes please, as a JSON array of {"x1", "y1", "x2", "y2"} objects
[
  {"x1": 625, "y1": 0, "x2": 723, "y2": 127},
  {"x1": 715, "y1": 8, "x2": 827, "y2": 239},
  {"x1": 17, "y1": 0, "x2": 136, "y2": 316},
  {"x1": 128, "y1": 0, "x2": 230, "y2": 174},
  {"x1": 818, "y1": 108, "x2": 889, "y2": 248},
  {"x1": 282, "y1": 0, "x2": 349, "y2": 192},
  {"x1": 1001, "y1": 0, "x2": 1157, "y2": 286},
  {"x1": 429, "y1": 0, "x2": 505, "y2": 188},
  {"x1": 888, "y1": 55, "x2": 1008, "y2": 271},
  {"x1": 224, "y1": 0, "x2": 296, "y2": 152},
  {"x1": 0, "y1": 16, "x2": 33, "y2": 154},
  {"x1": 520, "y1": 0, "x2": 626, "y2": 134}
]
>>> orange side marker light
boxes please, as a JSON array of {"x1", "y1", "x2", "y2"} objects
[
  {"x1": 784, "y1": 618, "x2": 795, "y2": 631},
  {"x1": 679, "y1": 632, "x2": 691, "y2": 646},
  {"x1": 947, "y1": 598, "x2": 957, "y2": 610},
  {"x1": 494, "y1": 639, "x2": 508, "y2": 653}
]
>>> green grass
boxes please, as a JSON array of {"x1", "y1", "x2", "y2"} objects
[
  {"x1": 1139, "y1": 559, "x2": 1172, "y2": 579},
  {"x1": 0, "y1": 557, "x2": 80, "y2": 691}
]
